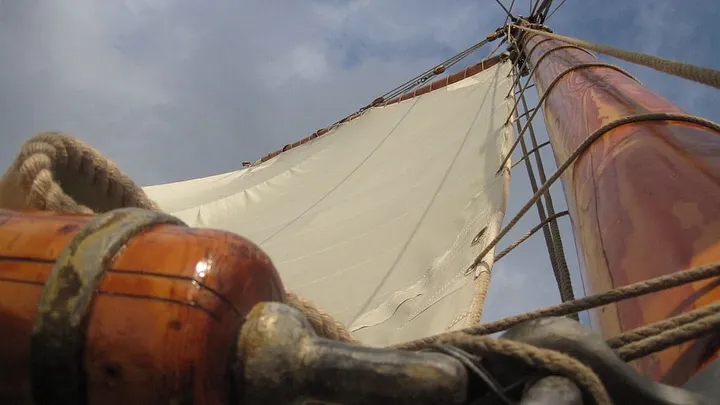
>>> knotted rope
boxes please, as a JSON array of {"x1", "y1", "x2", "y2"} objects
[{"x1": 2, "y1": 132, "x2": 718, "y2": 405}]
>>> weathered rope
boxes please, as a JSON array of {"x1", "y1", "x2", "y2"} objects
[
  {"x1": 609, "y1": 301, "x2": 720, "y2": 361},
  {"x1": 437, "y1": 333, "x2": 612, "y2": 405},
  {"x1": 494, "y1": 210, "x2": 569, "y2": 262},
  {"x1": 508, "y1": 53, "x2": 575, "y2": 306},
  {"x1": 2, "y1": 132, "x2": 719, "y2": 403},
  {"x1": 472, "y1": 113, "x2": 720, "y2": 275},
  {"x1": 285, "y1": 291, "x2": 360, "y2": 344},
  {"x1": 513, "y1": 24, "x2": 720, "y2": 90},
  {"x1": 0, "y1": 132, "x2": 158, "y2": 214},
  {"x1": 0, "y1": 132, "x2": 346, "y2": 342},
  {"x1": 510, "y1": 140, "x2": 549, "y2": 169},
  {"x1": 396, "y1": 262, "x2": 720, "y2": 350}
]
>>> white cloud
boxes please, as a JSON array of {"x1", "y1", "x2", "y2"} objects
[
  {"x1": 265, "y1": 43, "x2": 331, "y2": 85},
  {"x1": 0, "y1": 0, "x2": 717, "y2": 324}
]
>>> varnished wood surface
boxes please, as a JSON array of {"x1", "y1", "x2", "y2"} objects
[
  {"x1": 0, "y1": 209, "x2": 286, "y2": 404},
  {"x1": 523, "y1": 34, "x2": 720, "y2": 385}
]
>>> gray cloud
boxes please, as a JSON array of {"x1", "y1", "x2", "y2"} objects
[{"x1": 0, "y1": 0, "x2": 716, "y2": 324}]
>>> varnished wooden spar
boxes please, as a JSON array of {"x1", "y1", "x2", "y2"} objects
[
  {"x1": 0, "y1": 208, "x2": 286, "y2": 405},
  {"x1": 521, "y1": 31, "x2": 720, "y2": 384}
]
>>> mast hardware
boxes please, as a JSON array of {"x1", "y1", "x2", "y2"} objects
[
  {"x1": 15, "y1": 208, "x2": 715, "y2": 404},
  {"x1": 237, "y1": 302, "x2": 714, "y2": 405}
]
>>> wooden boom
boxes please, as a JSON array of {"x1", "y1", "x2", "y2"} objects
[{"x1": 0, "y1": 208, "x2": 285, "y2": 405}]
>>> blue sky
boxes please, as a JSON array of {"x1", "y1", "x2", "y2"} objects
[{"x1": 0, "y1": 0, "x2": 718, "y2": 325}]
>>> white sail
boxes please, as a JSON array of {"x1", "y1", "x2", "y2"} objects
[{"x1": 143, "y1": 60, "x2": 515, "y2": 346}]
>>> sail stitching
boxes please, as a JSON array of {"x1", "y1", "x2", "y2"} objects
[
  {"x1": 349, "y1": 66, "x2": 511, "y2": 328},
  {"x1": 256, "y1": 98, "x2": 420, "y2": 247}
]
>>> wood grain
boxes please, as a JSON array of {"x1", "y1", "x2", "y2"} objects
[
  {"x1": 0, "y1": 209, "x2": 285, "y2": 404},
  {"x1": 522, "y1": 34, "x2": 720, "y2": 385}
]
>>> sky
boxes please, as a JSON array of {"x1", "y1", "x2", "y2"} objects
[{"x1": 0, "y1": 0, "x2": 718, "y2": 326}]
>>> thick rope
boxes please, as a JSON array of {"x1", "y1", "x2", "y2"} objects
[
  {"x1": 285, "y1": 291, "x2": 360, "y2": 344},
  {"x1": 2, "y1": 132, "x2": 719, "y2": 403},
  {"x1": 609, "y1": 301, "x2": 720, "y2": 361},
  {"x1": 513, "y1": 25, "x2": 720, "y2": 90},
  {"x1": 395, "y1": 262, "x2": 720, "y2": 350},
  {"x1": 437, "y1": 333, "x2": 611, "y2": 405},
  {"x1": 0, "y1": 132, "x2": 347, "y2": 342},
  {"x1": 470, "y1": 113, "x2": 720, "y2": 275},
  {"x1": 0, "y1": 132, "x2": 159, "y2": 214}
]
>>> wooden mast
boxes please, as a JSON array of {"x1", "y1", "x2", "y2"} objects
[{"x1": 518, "y1": 27, "x2": 720, "y2": 385}]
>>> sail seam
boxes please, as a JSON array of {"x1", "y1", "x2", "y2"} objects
[{"x1": 256, "y1": 98, "x2": 421, "y2": 246}]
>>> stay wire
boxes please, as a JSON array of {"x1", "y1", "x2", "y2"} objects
[
  {"x1": 376, "y1": 30, "x2": 503, "y2": 103},
  {"x1": 504, "y1": 0, "x2": 517, "y2": 26},
  {"x1": 545, "y1": 0, "x2": 568, "y2": 21},
  {"x1": 510, "y1": 60, "x2": 575, "y2": 308},
  {"x1": 468, "y1": 113, "x2": 720, "y2": 277},
  {"x1": 494, "y1": 0, "x2": 513, "y2": 21}
]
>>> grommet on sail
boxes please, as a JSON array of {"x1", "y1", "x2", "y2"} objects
[{"x1": 0, "y1": 1, "x2": 719, "y2": 404}]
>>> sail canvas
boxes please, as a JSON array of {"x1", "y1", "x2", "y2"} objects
[{"x1": 143, "y1": 60, "x2": 515, "y2": 345}]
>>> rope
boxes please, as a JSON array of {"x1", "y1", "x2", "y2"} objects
[
  {"x1": 285, "y1": 291, "x2": 360, "y2": 344},
  {"x1": 495, "y1": 211, "x2": 569, "y2": 262},
  {"x1": 374, "y1": 28, "x2": 504, "y2": 105},
  {"x1": 0, "y1": 132, "x2": 351, "y2": 342},
  {"x1": 436, "y1": 333, "x2": 612, "y2": 405},
  {"x1": 494, "y1": 0, "x2": 513, "y2": 20},
  {"x1": 497, "y1": 61, "x2": 638, "y2": 175},
  {"x1": 609, "y1": 301, "x2": 720, "y2": 361},
  {"x1": 510, "y1": 141, "x2": 549, "y2": 169},
  {"x1": 510, "y1": 58, "x2": 575, "y2": 306},
  {"x1": 2, "y1": 132, "x2": 719, "y2": 402},
  {"x1": 470, "y1": 113, "x2": 720, "y2": 276},
  {"x1": 503, "y1": 0, "x2": 517, "y2": 26},
  {"x1": 0, "y1": 132, "x2": 159, "y2": 214},
  {"x1": 545, "y1": 0, "x2": 568, "y2": 21},
  {"x1": 397, "y1": 262, "x2": 720, "y2": 348},
  {"x1": 513, "y1": 24, "x2": 720, "y2": 90},
  {"x1": 533, "y1": 0, "x2": 554, "y2": 22}
]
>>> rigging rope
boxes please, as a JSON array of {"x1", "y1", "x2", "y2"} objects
[
  {"x1": 494, "y1": 210, "x2": 569, "y2": 262},
  {"x1": 544, "y1": 0, "x2": 568, "y2": 21},
  {"x1": 513, "y1": 24, "x2": 720, "y2": 90},
  {"x1": 510, "y1": 141, "x2": 550, "y2": 169},
  {"x1": 503, "y1": 0, "x2": 517, "y2": 26},
  {"x1": 436, "y1": 334, "x2": 612, "y2": 405},
  {"x1": 534, "y1": 0, "x2": 555, "y2": 22},
  {"x1": 372, "y1": 28, "x2": 504, "y2": 105},
  {"x1": 3, "y1": 24, "x2": 720, "y2": 396},
  {"x1": 609, "y1": 301, "x2": 720, "y2": 362},
  {"x1": 494, "y1": 0, "x2": 513, "y2": 21},
  {"x1": 510, "y1": 56, "x2": 576, "y2": 306},
  {"x1": 472, "y1": 113, "x2": 720, "y2": 277},
  {"x1": 2, "y1": 129, "x2": 718, "y2": 403}
]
